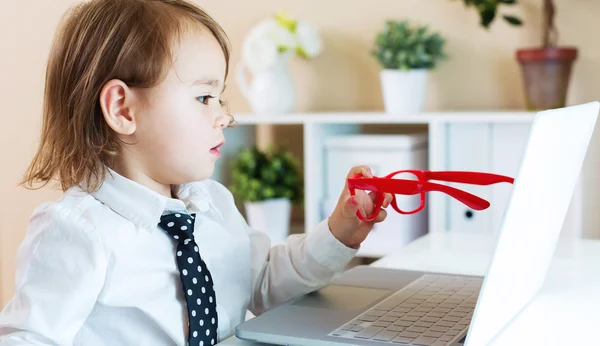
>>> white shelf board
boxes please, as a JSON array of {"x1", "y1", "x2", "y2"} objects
[
  {"x1": 232, "y1": 111, "x2": 537, "y2": 125},
  {"x1": 233, "y1": 114, "x2": 306, "y2": 125}
]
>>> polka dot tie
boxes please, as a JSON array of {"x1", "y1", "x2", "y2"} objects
[{"x1": 159, "y1": 213, "x2": 218, "y2": 346}]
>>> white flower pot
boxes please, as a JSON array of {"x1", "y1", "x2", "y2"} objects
[
  {"x1": 380, "y1": 69, "x2": 428, "y2": 114},
  {"x1": 244, "y1": 198, "x2": 291, "y2": 243}
]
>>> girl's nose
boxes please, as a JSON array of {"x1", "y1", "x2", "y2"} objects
[{"x1": 214, "y1": 110, "x2": 230, "y2": 129}]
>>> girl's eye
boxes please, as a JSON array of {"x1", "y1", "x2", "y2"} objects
[
  {"x1": 197, "y1": 96, "x2": 228, "y2": 109},
  {"x1": 196, "y1": 95, "x2": 213, "y2": 105}
]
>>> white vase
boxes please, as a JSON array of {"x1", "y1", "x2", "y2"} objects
[
  {"x1": 380, "y1": 69, "x2": 428, "y2": 114},
  {"x1": 237, "y1": 53, "x2": 295, "y2": 115},
  {"x1": 244, "y1": 198, "x2": 291, "y2": 243}
]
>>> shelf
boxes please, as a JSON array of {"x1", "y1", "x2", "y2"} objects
[
  {"x1": 217, "y1": 110, "x2": 584, "y2": 260},
  {"x1": 232, "y1": 111, "x2": 537, "y2": 125}
]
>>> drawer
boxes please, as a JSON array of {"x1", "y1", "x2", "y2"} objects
[{"x1": 324, "y1": 134, "x2": 428, "y2": 200}]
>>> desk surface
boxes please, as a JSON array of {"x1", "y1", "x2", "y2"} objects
[{"x1": 221, "y1": 232, "x2": 600, "y2": 345}]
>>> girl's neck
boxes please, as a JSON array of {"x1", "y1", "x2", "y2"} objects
[{"x1": 110, "y1": 160, "x2": 173, "y2": 199}]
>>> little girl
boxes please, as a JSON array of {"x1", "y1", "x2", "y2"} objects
[{"x1": 0, "y1": 0, "x2": 391, "y2": 345}]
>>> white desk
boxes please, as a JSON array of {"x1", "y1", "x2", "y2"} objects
[{"x1": 221, "y1": 232, "x2": 600, "y2": 345}]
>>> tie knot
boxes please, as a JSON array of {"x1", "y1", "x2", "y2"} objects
[{"x1": 159, "y1": 212, "x2": 196, "y2": 244}]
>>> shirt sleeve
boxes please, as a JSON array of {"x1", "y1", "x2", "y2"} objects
[
  {"x1": 245, "y1": 216, "x2": 359, "y2": 316},
  {"x1": 0, "y1": 203, "x2": 107, "y2": 345}
]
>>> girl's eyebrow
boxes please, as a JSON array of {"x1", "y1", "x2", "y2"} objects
[{"x1": 191, "y1": 79, "x2": 221, "y2": 87}]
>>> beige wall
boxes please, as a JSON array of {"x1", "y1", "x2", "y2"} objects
[{"x1": 2, "y1": 0, "x2": 600, "y2": 308}]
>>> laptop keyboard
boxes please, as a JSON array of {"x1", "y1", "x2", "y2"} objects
[{"x1": 328, "y1": 274, "x2": 483, "y2": 345}]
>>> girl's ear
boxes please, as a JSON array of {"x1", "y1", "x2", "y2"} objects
[{"x1": 99, "y1": 79, "x2": 136, "y2": 135}]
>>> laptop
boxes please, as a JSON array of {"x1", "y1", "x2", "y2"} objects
[{"x1": 234, "y1": 101, "x2": 600, "y2": 346}]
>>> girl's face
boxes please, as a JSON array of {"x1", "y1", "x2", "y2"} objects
[{"x1": 126, "y1": 27, "x2": 230, "y2": 189}]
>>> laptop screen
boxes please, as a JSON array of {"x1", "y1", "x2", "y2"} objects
[{"x1": 466, "y1": 102, "x2": 599, "y2": 345}]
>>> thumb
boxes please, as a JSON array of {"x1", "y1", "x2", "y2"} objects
[{"x1": 341, "y1": 195, "x2": 359, "y2": 218}]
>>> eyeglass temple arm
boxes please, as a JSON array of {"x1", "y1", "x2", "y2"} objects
[
  {"x1": 382, "y1": 180, "x2": 491, "y2": 211},
  {"x1": 424, "y1": 171, "x2": 514, "y2": 185}
]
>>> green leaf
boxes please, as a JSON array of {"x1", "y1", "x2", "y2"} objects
[
  {"x1": 457, "y1": 0, "x2": 523, "y2": 29},
  {"x1": 263, "y1": 187, "x2": 275, "y2": 199},
  {"x1": 228, "y1": 145, "x2": 302, "y2": 203},
  {"x1": 503, "y1": 15, "x2": 522, "y2": 25},
  {"x1": 275, "y1": 12, "x2": 297, "y2": 33},
  {"x1": 480, "y1": 5, "x2": 497, "y2": 28},
  {"x1": 296, "y1": 46, "x2": 309, "y2": 59},
  {"x1": 371, "y1": 20, "x2": 447, "y2": 70},
  {"x1": 249, "y1": 179, "x2": 260, "y2": 189}
]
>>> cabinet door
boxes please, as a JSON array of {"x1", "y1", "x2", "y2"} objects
[
  {"x1": 490, "y1": 123, "x2": 532, "y2": 234},
  {"x1": 445, "y1": 122, "x2": 532, "y2": 234},
  {"x1": 446, "y1": 123, "x2": 493, "y2": 233}
]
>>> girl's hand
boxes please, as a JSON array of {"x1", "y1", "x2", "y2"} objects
[{"x1": 327, "y1": 166, "x2": 393, "y2": 249}]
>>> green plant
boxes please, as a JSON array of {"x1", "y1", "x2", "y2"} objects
[
  {"x1": 456, "y1": 0, "x2": 523, "y2": 29},
  {"x1": 229, "y1": 145, "x2": 303, "y2": 203},
  {"x1": 371, "y1": 20, "x2": 447, "y2": 70},
  {"x1": 459, "y1": 0, "x2": 564, "y2": 49}
]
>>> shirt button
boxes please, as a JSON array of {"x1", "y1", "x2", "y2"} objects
[{"x1": 197, "y1": 200, "x2": 210, "y2": 212}]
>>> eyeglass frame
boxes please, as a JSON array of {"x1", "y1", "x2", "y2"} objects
[{"x1": 347, "y1": 169, "x2": 514, "y2": 222}]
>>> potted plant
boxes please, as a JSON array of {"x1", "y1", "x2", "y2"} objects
[
  {"x1": 237, "y1": 12, "x2": 324, "y2": 114},
  {"x1": 371, "y1": 20, "x2": 447, "y2": 114},
  {"x1": 460, "y1": 0, "x2": 577, "y2": 110},
  {"x1": 229, "y1": 145, "x2": 303, "y2": 243}
]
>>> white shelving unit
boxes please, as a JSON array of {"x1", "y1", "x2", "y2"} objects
[{"x1": 213, "y1": 111, "x2": 583, "y2": 258}]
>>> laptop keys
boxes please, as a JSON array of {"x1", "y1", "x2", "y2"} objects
[
  {"x1": 439, "y1": 334, "x2": 454, "y2": 342},
  {"x1": 354, "y1": 326, "x2": 383, "y2": 339},
  {"x1": 350, "y1": 325, "x2": 363, "y2": 332},
  {"x1": 357, "y1": 315, "x2": 378, "y2": 322},
  {"x1": 365, "y1": 309, "x2": 387, "y2": 317},
  {"x1": 398, "y1": 331, "x2": 420, "y2": 339},
  {"x1": 431, "y1": 342, "x2": 450, "y2": 346},
  {"x1": 412, "y1": 336, "x2": 438, "y2": 345},
  {"x1": 422, "y1": 330, "x2": 444, "y2": 338},
  {"x1": 328, "y1": 274, "x2": 480, "y2": 344},
  {"x1": 372, "y1": 330, "x2": 400, "y2": 342},
  {"x1": 443, "y1": 329, "x2": 460, "y2": 336},
  {"x1": 375, "y1": 293, "x2": 414, "y2": 310},
  {"x1": 406, "y1": 326, "x2": 427, "y2": 333},
  {"x1": 379, "y1": 316, "x2": 399, "y2": 322},
  {"x1": 429, "y1": 325, "x2": 450, "y2": 332},
  {"x1": 390, "y1": 335, "x2": 414, "y2": 344},
  {"x1": 394, "y1": 320, "x2": 413, "y2": 327},
  {"x1": 386, "y1": 325, "x2": 406, "y2": 332},
  {"x1": 413, "y1": 321, "x2": 433, "y2": 328},
  {"x1": 340, "y1": 323, "x2": 357, "y2": 331},
  {"x1": 372, "y1": 321, "x2": 392, "y2": 327}
]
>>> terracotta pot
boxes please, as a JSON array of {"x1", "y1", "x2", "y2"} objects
[{"x1": 516, "y1": 47, "x2": 578, "y2": 110}]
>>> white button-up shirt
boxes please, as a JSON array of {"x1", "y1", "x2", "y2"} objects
[{"x1": 0, "y1": 169, "x2": 357, "y2": 345}]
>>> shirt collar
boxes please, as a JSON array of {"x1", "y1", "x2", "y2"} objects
[
  {"x1": 90, "y1": 168, "x2": 221, "y2": 231},
  {"x1": 173, "y1": 181, "x2": 224, "y2": 221}
]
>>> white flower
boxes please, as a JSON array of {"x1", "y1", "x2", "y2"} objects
[
  {"x1": 295, "y1": 21, "x2": 323, "y2": 58},
  {"x1": 260, "y1": 19, "x2": 297, "y2": 50},
  {"x1": 242, "y1": 30, "x2": 278, "y2": 73},
  {"x1": 241, "y1": 15, "x2": 324, "y2": 72},
  {"x1": 242, "y1": 19, "x2": 297, "y2": 72}
]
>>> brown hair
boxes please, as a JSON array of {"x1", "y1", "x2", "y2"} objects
[{"x1": 22, "y1": 0, "x2": 232, "y2": 192}]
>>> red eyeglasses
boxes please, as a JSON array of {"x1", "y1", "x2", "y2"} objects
[{"x1": 347, "y1": 170, "x2": 515, "y2": 222}]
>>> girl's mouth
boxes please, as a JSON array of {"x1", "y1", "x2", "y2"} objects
[{"x1": 210, "y1": 142, "x2": 224, "y2": 157}]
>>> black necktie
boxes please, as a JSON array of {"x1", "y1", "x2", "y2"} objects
[{"x1": 158, "y1": 212, "x2": 218, "y2": 346}]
